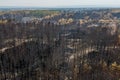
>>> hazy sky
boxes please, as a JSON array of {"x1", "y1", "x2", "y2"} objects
[{"x1": 0, "y1": 0, "x2": 120, "y2": 7}]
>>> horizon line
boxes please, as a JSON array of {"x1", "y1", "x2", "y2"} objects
[{"x1": 1, "y1": 5, "x2": 120, "y2": 9}]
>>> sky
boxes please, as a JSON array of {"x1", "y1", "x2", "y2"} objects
[{"x1": 0, "y1": 0, "x2": 120, "y2": 7}]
